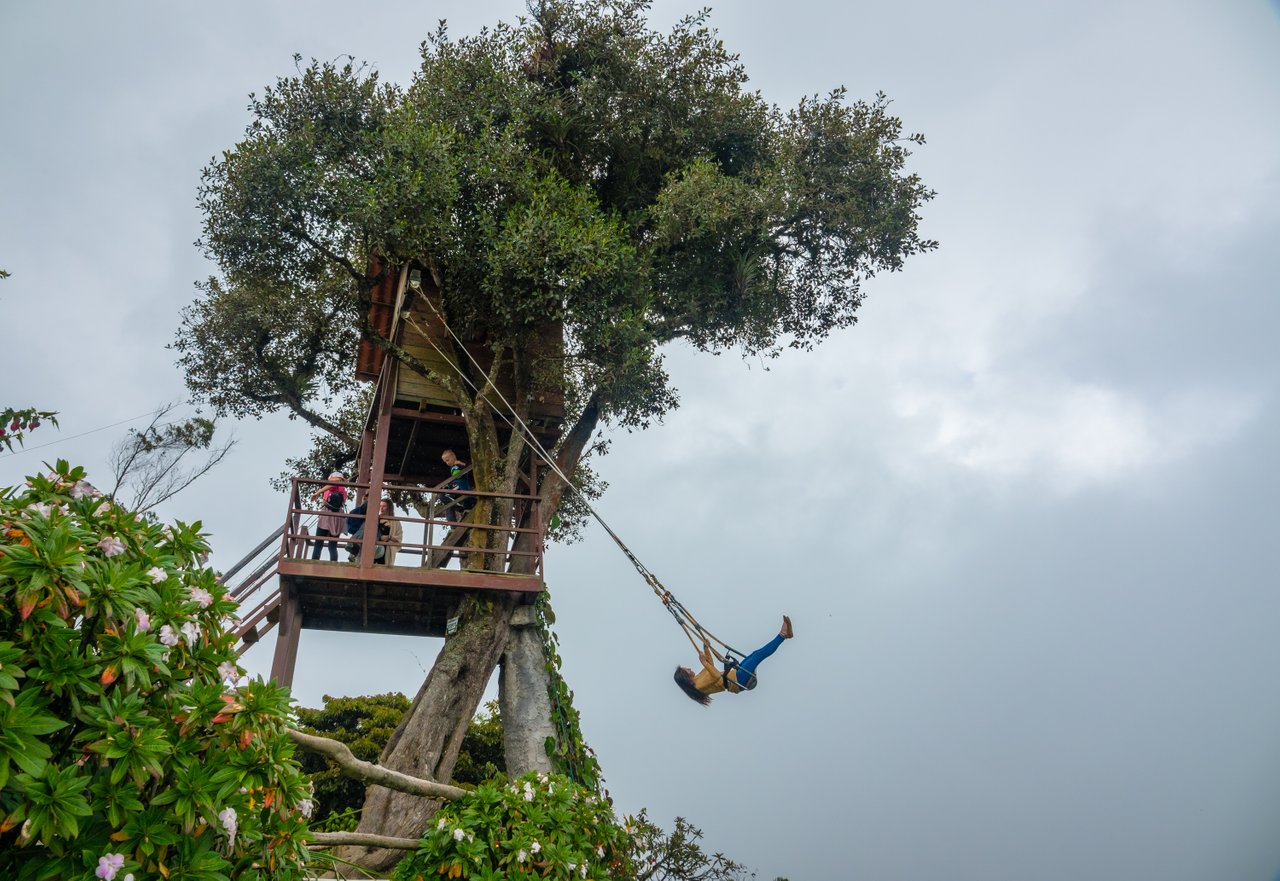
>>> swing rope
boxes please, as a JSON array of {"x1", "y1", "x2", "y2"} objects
[{"x1": 399, "y1": 288, "x2": 743, "y2": 663}]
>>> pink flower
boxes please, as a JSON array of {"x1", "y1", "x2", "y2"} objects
[
  {"x1": 97, "y1": 536, "x2": 126, "y2": 557},
  {"x1": 180, "y1": 621, "x2": 200, "y2": 645},
  {"x1": 218, "y1": 661, "x2": 240, "y2": 684},
  {"x1": 134, "y1": 608, "x2": 151, "y2": 631},
  {"x1": 95, "y1": 853, "x2": 125, "y2": 880},
  {"x1": 218, "y1": 806, "x2": 237, "y2": 846},
  {"x1": 189, "y1": 587, "x2": 213, "y2": 608},
  {"x1": 32, "y1": 502, "x2": 52, "y2": 518},
  {"x1": 147, "y1": 566, "x2": 167, "y2": 583},
  {"x1": 159, "y1": 625, "x2": 179, "y2": 647}
]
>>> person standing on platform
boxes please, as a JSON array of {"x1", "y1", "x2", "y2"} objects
[{"x1": 308, "y1": 472, "x2": 346, "y2": 561}]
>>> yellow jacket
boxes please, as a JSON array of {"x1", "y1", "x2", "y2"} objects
[{"x1": 692, "y1": 644, "x2": 742, "y2": 696}]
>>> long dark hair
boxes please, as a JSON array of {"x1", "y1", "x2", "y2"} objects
[{"x1": 673, "y1": 667, "x2": 711, "y2": 706}]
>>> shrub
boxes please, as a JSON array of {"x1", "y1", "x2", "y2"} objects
[
  {"x1": 0, "y1": 461, "x2": 313, "y2": 881},
  {"x1": 391, "y1": 771, "x2": 631, "y2": 881}
]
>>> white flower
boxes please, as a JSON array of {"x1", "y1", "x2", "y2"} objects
[
  {"x1": 147, "y1": 566, "x2": 167, "y2": 583},
  {"x1": 218, "y1": 661, "x2": 240, "y2": 684},
  {"x1": 95, "y1": 853, "x2": 125, "y2": 880},
  {"x1": 467, "y1": 832, "x2": 474, "y2": 842},
  {"x1": 158, "y1": 625, "x2": 179, "y2": 647},
  {"x1": 595, "y1": 846, "x2": 604, "y2": 859},
  {"x1": 517, "y1": 849, "x2": 528, "y2": 863},
  {"x1": 522, "y1": 782, "x2": 535, "y2": 802},
  {"x1": 567, "y1": 862, "x2": 577, "y2": 873},
  {"x1": 298, "y1": 799, "x2": 314, "y2": 819},
  {"x1": 452, "y1": 828, "x2": 465, "y2": 841},
  {"x1": 94, "y1": 500, "x2": 111, "y2": 516},
  {"x1": 530, "y1": 841, "x2": 541, "y2": 854},
  {"x1": 189, "y1": 586, "x2": 213, "y2": 608},
  {"x1": 97, "y1": 536, "x2": 126, "y2": 557},
  {"x1": 180, "y1": 621, "x2": 200, "y2": 645},
  {"x1": 437, "y1": 817, "x2": 448, "y2": 830},
  {"x1": 32, "y1": 502, "x2": 52, "y2": 518},
  {"x1": 218, "y1": 806, "x2": 237, "y2": 846},
  {"x1": 580, "y1": 867, "x2": 588, "y2": 880}
]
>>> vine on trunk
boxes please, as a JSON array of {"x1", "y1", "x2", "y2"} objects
[{"x1": 535, "y1": 591, "x2": 604, "y2": 794}]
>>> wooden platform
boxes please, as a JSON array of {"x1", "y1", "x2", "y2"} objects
[{"x1": 277, "y1": 559, "x2": 541, "y2": 638}]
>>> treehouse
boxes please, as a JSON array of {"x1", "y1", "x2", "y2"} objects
[{"x1": 228, "y1": 265, "x2": 564, "y2": 686}]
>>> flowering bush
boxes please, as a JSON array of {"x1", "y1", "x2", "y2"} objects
[
  {"x1": 391, "y1": 772, "x2": 632, "y2": 881},
  {"x1": 0, "y1": 461, "x2": 313, "y2": 881}
]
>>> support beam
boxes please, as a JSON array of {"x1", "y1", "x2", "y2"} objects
[
  {"x1": 499, "y1": 604, "x2": 555, "y2": 776},
  {"x1": 269, "y1": 585, "x2": 302, "y2": 688},
  {"x1": 360, "y1": 357, "x2": 398, "y2": 572}
]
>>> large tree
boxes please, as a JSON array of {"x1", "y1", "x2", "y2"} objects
[{"x1": 178, "y1": 0, "x2": 934, "y2": 869}]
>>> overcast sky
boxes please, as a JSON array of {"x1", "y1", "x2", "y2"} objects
[{"x1": 3, "y1": 2, "x2": 1280, "y2": 879}]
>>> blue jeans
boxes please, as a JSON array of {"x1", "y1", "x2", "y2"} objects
[{"x1": 732, "y1": 633, "x2": 784, "y2": 689}]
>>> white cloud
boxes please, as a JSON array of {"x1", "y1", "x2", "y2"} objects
[{"x1": 893, "y1": 374, "x2": 1260, "y2": 492}]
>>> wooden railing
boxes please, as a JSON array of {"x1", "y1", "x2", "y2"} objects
[{"x1": 280, "y1": 476, "x2": 544, "y2": 580}]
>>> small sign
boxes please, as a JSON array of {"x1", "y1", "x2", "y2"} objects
[{"x1": 446, "y1": 616, "x2": 460, "y2": 636}]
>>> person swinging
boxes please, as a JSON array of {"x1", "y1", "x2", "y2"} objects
[{"x1": 673, "y1": 616, "x2": 793, "y2": 705}]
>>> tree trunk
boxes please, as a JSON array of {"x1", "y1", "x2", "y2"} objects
[
  {"x1": 337, "y1": 592, "x2": 515, "y2": 874},
  {"x1": 339, "y1": 390, "x2": 601, "y2": 875},
  {"x1": 499, "y1": 605, "x2": 555, "y2": 775},
  {"x1": 496, "y1": 393, "x2": 600, "y2": 775}
]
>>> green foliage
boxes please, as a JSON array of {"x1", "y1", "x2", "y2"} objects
[
  {"x1": 390, "y1": 771, "x2": 631, "y2": 881},
  {"x1": 451, "y1": 701, "x2": 505, "y2": 788},
  {"x1": 0, "y1": 408, "x2": 58, "y2": 453},
  {"x1": 0, "y1": 461, "x2": 313, "y2": 881},
  {"x1": 535, "y1": 591, "x2": 603, "y2": 791}
]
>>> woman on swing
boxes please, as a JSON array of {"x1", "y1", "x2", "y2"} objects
[{"x1": 673, "y1": 616, "x2": 794, "y2": 705}]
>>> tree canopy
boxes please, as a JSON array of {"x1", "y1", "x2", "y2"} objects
[{"x1": 178, "y1": 0, "x2": 935, "y2": 469}]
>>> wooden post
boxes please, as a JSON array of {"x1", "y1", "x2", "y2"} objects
[
  {"x1": 356, "y1": 428, "x2": 374, "y2": 507},
  {"x1": 270, "y1": 583, "x2": 302, "y2": 688},
  {"x1": 360, "y1": 357, "x2": 398, "y2": 572}
]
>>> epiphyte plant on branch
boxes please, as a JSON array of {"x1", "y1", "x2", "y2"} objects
[{"x1": 177, "y1": 0, "x2": 936, "y2": 866}]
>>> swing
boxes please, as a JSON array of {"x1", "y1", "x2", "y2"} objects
[{"x1": 406, "y1": 274, "x2": 746, "y2": 661}]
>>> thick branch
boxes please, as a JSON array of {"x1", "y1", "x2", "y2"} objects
[
  {"x1": 286, "y1": 728, "x2": 466, "y2": 801},
  {"x1": 309, "y1": 831, "x2": 422, "y2": 851}
]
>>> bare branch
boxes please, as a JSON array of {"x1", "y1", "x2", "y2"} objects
[
  {"x1": 308, "y1": 831, "x2": 422, "y2": 851},
  {"x1": 286, "y1": 728, "x2": 467, "y2": 802},
  {"x1": 107, "y1": 403, "x2": 237, "y2": 512}
]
